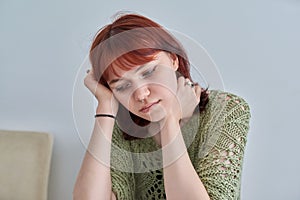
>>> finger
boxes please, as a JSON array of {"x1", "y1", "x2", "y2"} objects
[
  {"x1": 184, "y1": 78, "x2": 190, "y2": 86},
  {"x1": 184, "y1": 78, "x2": 196, "y2": 88},
  {"x1": 177, "y1": 76, "x2": 186, "y2": 88},
  {"x1": 194, "y1": 85, "x2": 202, "y2": 102},
  {"x1": 86, "y1": 68, "x2": 95, "y2": 75}
]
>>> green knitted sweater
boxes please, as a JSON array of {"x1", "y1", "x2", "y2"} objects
[{"x1": 109, "y1": 90, "x2": 251, "y2": 200}]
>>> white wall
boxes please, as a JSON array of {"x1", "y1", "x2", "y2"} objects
[{"x1": 1, "y1": 0, "x2": 300, "y2": 199}]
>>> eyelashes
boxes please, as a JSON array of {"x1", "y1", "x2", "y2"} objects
[
  {"x1": 115, "y1": 82, "x2": 132, "y2": 92},
  {"x1": 141, "y1": 65, "x2": 157, "y2": 78},
  {"x1": 115, "y1": 66, "x2": 158, "y2": 92}
]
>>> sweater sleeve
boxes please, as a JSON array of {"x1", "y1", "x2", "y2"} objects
[
  {"x1": 196, "y1": 92, "x2": 251, "y2": 200},
  {"x1": 110, "y1": 125, "x2": 135, "y2": 200}
]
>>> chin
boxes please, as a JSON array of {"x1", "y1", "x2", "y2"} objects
[{"x1": 141, "y1": 110, "x2": 166, "y2": 122}]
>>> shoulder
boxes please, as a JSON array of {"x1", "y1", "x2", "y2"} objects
[
  {"x1": 207, "y1": 89, "x2": 250, "y2": 108},
  {"x1": 204, "y1": 89, "x2": 251, "y2": 121}
]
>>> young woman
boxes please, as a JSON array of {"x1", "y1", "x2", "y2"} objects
[{"x1": 73, "y1": 13, "x2": 251, "y2": 200}]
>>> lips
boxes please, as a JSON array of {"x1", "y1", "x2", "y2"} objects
[{"x1": 139, "y1": 100, "x2": 161, "y2": 113}]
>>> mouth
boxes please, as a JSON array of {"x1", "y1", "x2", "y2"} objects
[{"x1": 139, "y1": 100, "x2": 161, "y2": 113}]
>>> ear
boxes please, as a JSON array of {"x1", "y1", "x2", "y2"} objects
[{"x1": 169, "y1": 53, "x2": 179, "y2": 71}]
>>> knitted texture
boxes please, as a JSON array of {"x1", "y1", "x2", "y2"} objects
[{"x1": 110, "y1": 90, "x2": 251, "y2": 200}]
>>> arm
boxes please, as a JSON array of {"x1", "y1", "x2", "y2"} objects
[
  {"x1": 195, "y1": 93, "x2": 251, "y2": 199},
  {"x1": 73, "y1": 108, "x2": 136, "y2": 200},
  {"x1": 73, "y1": 106, "x2": 116, "y2": 200},
  {"x1": 160, "y1": 117, "x2": 210, "y2": 200},
  {"x1": 159, "y1": 77, "x2": 210, "y2": 199},
  {"x1": 73, "y1": 69, "x2": 118, "y2": 200}
]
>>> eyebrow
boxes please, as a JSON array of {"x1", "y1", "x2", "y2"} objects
[{"x1": 108, "y1": 64, "x2": 149, "y2": 85}]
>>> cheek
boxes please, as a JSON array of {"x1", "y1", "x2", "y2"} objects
[
  {"x1": 147, "y1": 85, "x2": 177, "y2": 106},
  {"x1": 148, "y1": 69, "x2": 177, "y2": 94},
  {"x1": 114, "y1": 93, "x2": 138, "y2": 114},
  {"x1": 113, "y1": 92, "x2": 130, "y2": 108},
  {"x1": 150, "y1": 78, "x2": 177, "y2": 97}
]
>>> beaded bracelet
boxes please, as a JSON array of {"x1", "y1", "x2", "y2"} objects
[{"x1": 94, "y1": 114, "x2": 116, "y2": 119}]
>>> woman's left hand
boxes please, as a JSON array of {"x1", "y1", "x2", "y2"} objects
[
  {"x1": 157, "y1": 76, "x2": 202, "y2": 145},
  {"x1": 168, "y1": 76, "x2": 202, "y2": 122}
]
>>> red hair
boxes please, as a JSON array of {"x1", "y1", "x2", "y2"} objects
[{"x1": 89, "y1": 13, "x2": 209, "y2": 140}]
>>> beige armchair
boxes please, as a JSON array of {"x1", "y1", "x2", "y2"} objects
[{"x1": 0, "y1": 130, "x2": 53, "y2": 200}]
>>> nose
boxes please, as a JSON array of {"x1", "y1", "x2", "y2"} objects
[{"x1": 134, "y1": 85, "x2": 150, "y2": 102}]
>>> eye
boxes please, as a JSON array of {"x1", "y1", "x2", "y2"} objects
[
  {"x1": 115, "y1": 82, "x2": 131, "y2": 92},
  {"x1": 141, "y1": 66, "x2": 157, "y2": 78}
]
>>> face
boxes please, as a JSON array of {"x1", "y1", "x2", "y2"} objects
[{"x1": 107, "y1": 51, "x2": 179, "y2": 122}]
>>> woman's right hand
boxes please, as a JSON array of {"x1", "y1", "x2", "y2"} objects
[{"x1": 84, "y1": 68, "x2": 119, "y2": 115}]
